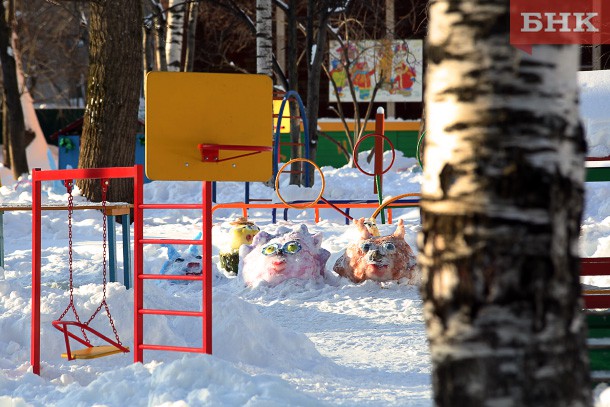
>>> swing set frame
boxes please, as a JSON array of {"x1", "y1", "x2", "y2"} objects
[{"x1": 31, "y1": 166, "x2": 141, "y2": 375}]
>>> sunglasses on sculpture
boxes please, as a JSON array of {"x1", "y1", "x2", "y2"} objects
[
  {"x1": 261, "y1": 241, "x2": 302, "y2": 256},
  {"x1": 360, "y1": 242, "x2": 396, "y2": 253}
]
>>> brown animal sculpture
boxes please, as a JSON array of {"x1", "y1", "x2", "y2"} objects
[{"x1": 333, "y1": 218, "x2": 418, "y2": 284}]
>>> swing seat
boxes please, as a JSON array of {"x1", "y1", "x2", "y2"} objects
[
  {"x1": 52, "y1": 320, "x2": 130, "y2": 361},
  {"x1": 53, "y1": 180, "x2": 129, "y2": 362},
  {"x1": 61, "y1": 345, "x2": 130, "y2": 360}
]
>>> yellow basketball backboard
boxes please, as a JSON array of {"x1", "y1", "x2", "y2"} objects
[{"x1": 145, "y1": 72, "x2": 273, "y2": 181}]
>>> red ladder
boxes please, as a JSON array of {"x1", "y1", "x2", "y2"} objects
[
  {"x1": 133, "y1": 174, "x2": 213, "y2": 362},
  {"x1": 582, "y1": 257, "x2": 610, "y2": 309}
]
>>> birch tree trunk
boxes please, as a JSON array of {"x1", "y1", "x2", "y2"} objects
[
  {"x1": 154, "y1": 12, "x2": 168, "y2": 71},
  {"x1": 256, "y1": 0, "x2": 273, "y2": 77},
  {"x1": 165, "y1": 0, "x2": 185, "y2": 71},
  {"x1": 419, "y1": 0, "x2": 592, "y2": 405},
  {"x1": 183, "y1": 1, "x2": 199, "y2": 72}
]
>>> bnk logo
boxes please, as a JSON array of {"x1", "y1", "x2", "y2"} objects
[
  {"x1": 510, "y1": 0, "x2": 610, "y2": 53},
  {"x1": 521, "y1": 13, "x2": 599, "y2": 32}
]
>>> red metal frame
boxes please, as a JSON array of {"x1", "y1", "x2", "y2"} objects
[
  {"x1": 31, "y1": 172, "x2": 41, "y2": 375},
  {"x1": 374, "y1": 110, "x2": 384, "y2": 194},
  {"x1": 581, "y1": 257, "x2": 610, "y2": 276},
  {"x1": 134, "y1": 165, "x2": 144, "y2": 364},
  {"x1": 31, "y1": 165, "x2": 214, "y2": 374},
  {"x1": 210, "y1": 200, "x2": 421, "y2": 224},
  {"x1": 133, "y1": 179, "x2": 213, "y2": 362},
  {"x1": 586, "y1": 156, "x2": 610, "y2": 162},
  {"x1": 31, "y1": 166, "x2": 140, "y2": 375},
  {"x1": 581, "y1": 257, "x2": 610, "y2": 309},
  {"x1": 202, "y1": 181, "x2": 212, "y2": 353}
]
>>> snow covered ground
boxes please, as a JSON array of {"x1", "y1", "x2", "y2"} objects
[
  {"x1": 0, "y1": 151, "x2": 433, "y2": 406},
  {"x1": 0, "y1": 147, "x2": 609, "y2": 406},
  {"x1": 0, "y1": 70, "x2": 608, "y2": 406}
]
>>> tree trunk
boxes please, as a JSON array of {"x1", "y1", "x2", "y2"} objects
[
  {"x1": 2, "y1": 98, "x2": 9, "y2": 168},
  {"x1": 143, "y1": 23, "x2": 154, "y2": 85},
  {"x1": 142, "y1": 1, "x2": 155, "y2": 79},
  {"x1": 285, "y1": 0, "x2": 302, "y2": 185},
  {"x1": 183, "y1": 1, "x2": 199, "y2": 72},
  {"x1": 165, "y1": 0, "x2": 185, "y2": 71},
  {"x1": 77, "y1": 0, "x2": 142, "y2": 204},
  {"x1": 0, "y1": 0, "x2": 28, "y2": 179},
  {"x1": 305, "y1": 0, "x2": 330, "y2": 187},
  {"x1": 256, "y1": 0, "x2": 273, "y2": 77},
  {"x1": 154, "y1": 11, "x2": 168, "y2": 71},
  {"x1": 419, "y1": 0, "x2": 592, "y2": 405}
]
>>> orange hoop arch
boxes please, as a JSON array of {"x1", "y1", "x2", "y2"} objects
[
  {"x1": 371, "y1": 193, "x2": 422, "y2": 220},
  {"x1": 275, "y1": 158, "x2": 326, "y2": 209}
]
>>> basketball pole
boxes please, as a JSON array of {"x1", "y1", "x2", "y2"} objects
[{"x1": 202, "y1": 180, "x2": 213, "y2": 353}]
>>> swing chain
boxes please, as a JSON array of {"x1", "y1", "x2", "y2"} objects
[
  {"x1": 101, "y1": 180, "x2": 108, "y2": 301},
  {"x1": 58, "y1": 179, "x2": 90, "y2": 343},
  {"x1": 57, "y1": 180, "x2": 74, "y2": 322},
  {"x1": 87, "y1": 178, "x2": 121, "y2": 345},
  {"x1": 66, "y1": 180, "x2": 74, "y2": 311}
]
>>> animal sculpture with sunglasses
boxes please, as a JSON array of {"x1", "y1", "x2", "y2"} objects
[
  {"x1": 239, "y1": 224, "x2": 330, "y2": 287},
  {"x1": 333, "y1": 218, "x2": 418, "y2": 284}
]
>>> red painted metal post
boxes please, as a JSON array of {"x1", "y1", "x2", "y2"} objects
[
  {"x1": 374, "y1": 108, "x2": 385, "y2": 194},
  {"x1": 28, "y1": 166, "x2": 139, "y2": 374},
  {"x1": 202, "y1": 181, "x2": 213, "y2": 354},
  {"x1": 134, "y1": 165, "x2": 144, "y2": 364},
  {"x1": 31, "y1": 169, "x2": 42, "y2": 375}
]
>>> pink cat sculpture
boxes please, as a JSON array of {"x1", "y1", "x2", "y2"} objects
[
  {"x1": 239, "y1": 224, "x2": 330, "y2": 287},
  {"x1": 333, "y1": 218, "x2": 418, "y2": 284}
]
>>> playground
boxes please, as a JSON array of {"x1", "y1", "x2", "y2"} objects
[
  {"x1": 0, "y1": 151, "x2": 429, "y2": 406},
  {"x1": 0, "y1": 71, "x2": 609, "y2": 405}
]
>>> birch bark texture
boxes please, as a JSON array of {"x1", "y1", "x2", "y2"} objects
[
  {"x1": 256, "y1": 0, "x2": 273, "y2": 76},
  {"x1": 165, "y1": 0, "x2": 185, "y2": 71},
  {"x1": 419, "y1": 0, "x2": 592, "y2": 405}
]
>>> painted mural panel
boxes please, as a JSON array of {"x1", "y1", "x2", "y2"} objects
[{"x1": 328, "y1": 39, "x2": 423, "y2": 103}]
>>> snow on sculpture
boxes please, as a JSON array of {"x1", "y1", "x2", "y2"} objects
[
  {"x1": 160, "y1": 238, "x2": 204, "y2": 276},
  {"x1": 333, "y1": 218, "x2": 418, "y2": 284},
  {"x1": 239, "y1": 224, "x2": 330, "y2": 287}
]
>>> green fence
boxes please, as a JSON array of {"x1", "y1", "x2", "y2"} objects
[{"x1": 278, "y1": 129, "x2": 421, "y2": 168}]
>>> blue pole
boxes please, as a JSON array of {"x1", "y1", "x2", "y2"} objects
[
  {"x1": 273, "y1": 91, "x2": 310, "y2": 187},
  {"x1": 121, "y1": 214, "x2": 131, "y2": 289},
  {"x1": 107, "y1": 215, "x2": 117, "y2": 283}
]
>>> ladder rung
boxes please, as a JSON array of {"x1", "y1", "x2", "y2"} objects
[
  {"x1": 248, "y1": 198, "x2": 272, "y2": 202},
  {"x1": 139, "y1": 344, "x2": 206, "y2": 353},
  {"x1": 139, "y1": 274, "x2": 204, "y2": 281},
  {"x1": 139, "y1": 309, "x2": 204, "y2": 317},
  {"x1": 140, "y1": 238, "x2": 203, "y2": 245},
  {"x1": 279, "y1": 142, "x2": 304, "y2": 146}
]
